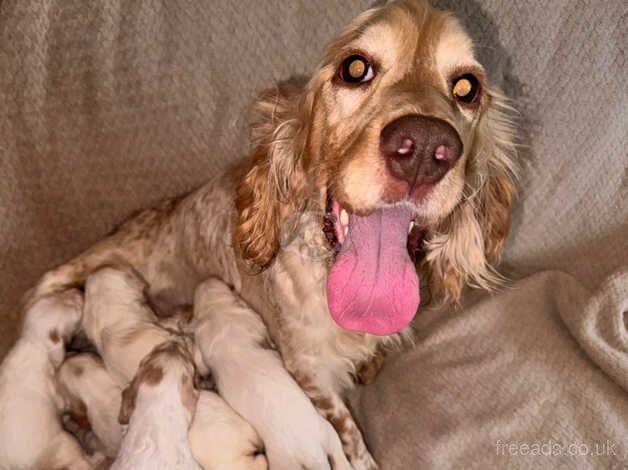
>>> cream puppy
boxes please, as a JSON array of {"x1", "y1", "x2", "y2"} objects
[
  {"x1": 57, "y1": 353, "x2": 123, "y2": 458},
  {"x1": 193, "y1": 278, "x2": 351, "y2": 470},
  {"x1": 82, "y1": 266, "x2": 175, "y2": 387},
  {"x1": 112, "y1": 340, "x2": 200, "y2": 470},
  {"x1": 0, "y1": 290, "x2": 99, "y2": 470}
]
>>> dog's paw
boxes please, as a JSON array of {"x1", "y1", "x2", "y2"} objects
[{"x1": 263, "y1": 416, "x2": 351, "y2": 470}]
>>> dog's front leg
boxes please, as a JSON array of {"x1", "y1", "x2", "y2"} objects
[{"x1": 283, "y1": 360, "x2": 379, "y2": 470}]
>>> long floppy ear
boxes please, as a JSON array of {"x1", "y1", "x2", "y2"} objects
[
  {"x1": 234, "y1": 83, "x2": 310, "y2": 269},
  {"x1": 118, "y1": 376, "x2": 140, "y2": 425},
  {"x1": 424, "y1": 90, "x2": 518, "y2": 304},
  {"x1": 118, "y1": 357, "x2": 165, "y2": 424}
]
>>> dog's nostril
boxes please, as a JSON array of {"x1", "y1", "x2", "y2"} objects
[
  {"x1": 434, "y1": 145, "x2": 450, "y2": 162},
  {"x1": 397, "y1": 138, "x2": 415, "y2": 156}
]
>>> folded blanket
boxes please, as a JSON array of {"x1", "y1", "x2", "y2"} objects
[{"x1": 350, "y1": 270, "x2": 628, "y2": 469}]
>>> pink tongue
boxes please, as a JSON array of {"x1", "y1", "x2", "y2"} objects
[{"x1": 326, "y1": 205, "x2": 420, "y2": 335}]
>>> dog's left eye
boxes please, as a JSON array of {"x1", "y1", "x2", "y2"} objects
[
  {"x1": 452, "y1": 74, "x2": 481, "y2": 104},
  {"x1": 340, "y1": 55, "x2": 374, "y2": 84}
]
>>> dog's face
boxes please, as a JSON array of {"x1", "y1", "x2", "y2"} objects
[
  {"x1": 235, "y1": 0, "x2": 517, "y2": 334},
  {"x1": 313, "y1": 2, "x2": 484, "y2": 220}
]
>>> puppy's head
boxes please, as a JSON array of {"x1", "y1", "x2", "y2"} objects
[
  {"x1": 57, "y1": 353, "x2": 110, "y2": 429},
  {"x1": 235, "y1": 0, "x2": 517, "y2": 335},
  {"x1": 118, "y1": 340, "x2": 198, "y2": 425},
  {"x1": 23, "y1": 289, "x2": 84, "y2": 365}
]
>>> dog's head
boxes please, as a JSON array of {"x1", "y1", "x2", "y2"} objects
[{"x1": 234, "y1": 0, "x2": 517, "y2": 335}]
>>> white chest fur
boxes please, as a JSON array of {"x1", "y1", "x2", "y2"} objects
[{"x1": 267, "y1": 212, "x2": 407, "y2": 393}]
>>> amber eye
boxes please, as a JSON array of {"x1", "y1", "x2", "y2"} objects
[
  {"x1": 452, "y1": 74, "x2": 480, "y2": 104},
  {"x1": 340, "y1": 54, "x2": 374, "y2": 84}
]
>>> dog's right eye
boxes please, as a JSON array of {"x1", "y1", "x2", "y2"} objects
[{"x1": 340, "y1": 55, "x2": 374, "y2": 84}]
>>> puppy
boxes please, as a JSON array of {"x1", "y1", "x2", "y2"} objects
[
  {"x1": 57, "y1": 353, "x2": 123, "y2": 459},
  {"x1": 193, "y1": 278, "x2": 350, "y2": 470},
  {"x1": 81, "y1": 265, "x2": 176, "y2": 387},
  {"x1": 112, "y1": 340, "x2": 200, "y2": 470},
  {"x1": 0, "y1": 290, "x2": 99, "y2": 470}
]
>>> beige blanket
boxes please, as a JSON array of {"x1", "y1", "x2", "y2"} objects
[{"x1": 1, "y1": 0, "x2": 626, "y2": 468}]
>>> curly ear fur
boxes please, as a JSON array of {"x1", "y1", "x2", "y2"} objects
[
  {"x1": 234, "y1": 83, "x2": 310, "y2": 269},
  {"x1": 423, "y1": 90, "x2": 518, "y2": 304}
]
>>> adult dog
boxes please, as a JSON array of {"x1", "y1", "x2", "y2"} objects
[{"x1": 27, "y1": 0, "x2": 517, "y2": 467}]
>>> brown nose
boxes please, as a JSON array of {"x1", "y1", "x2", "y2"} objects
[{"x1": 380, "y1": 115, "x2": 463, "y2": 187}]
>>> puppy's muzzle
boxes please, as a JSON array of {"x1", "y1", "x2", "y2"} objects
[{"x1": 380, "y1": 114, "x2": 463, "y2": 192}]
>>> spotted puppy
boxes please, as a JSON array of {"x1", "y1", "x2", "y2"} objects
[
  {"x1": 57, "y1": 353, "x2": 123, "y2": 459},
  {"x1": 0, "y1": 290, "x2": 101, "y2": 470},
  {"x1": 81, "y1": 265, "x2": 178, "y2": 387},
  {"x1": 112, "y1": 340, "x2": 200, "y2": 470}
]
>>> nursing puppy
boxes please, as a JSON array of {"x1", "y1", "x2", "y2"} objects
[
  {"x1": 81, "y1": 266, "x2": 176, "y2": 387},
  {"x1": 0, "y1": 290, "x2": 99, "y2": 470},
  {"x1": 57, "y1": 353, "x2": 123, "y2": 459},
  {"x1": 193, "y1": 278, "x2": 351, "y2": 470},
  {"x1": 112, "y1": 340, "x2": 200, "y2": 470}
]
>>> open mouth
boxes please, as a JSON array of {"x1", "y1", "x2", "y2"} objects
[
  {"x1": 323, "y1": 193, "x2": 424, "y2": 336},
  {"x1": 324, "y1": 195, "x2": 426, "y2": 260}
]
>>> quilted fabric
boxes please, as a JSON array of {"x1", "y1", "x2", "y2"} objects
[{"x1": 0, "y1": 0, "x2": 626, "y2": 467}]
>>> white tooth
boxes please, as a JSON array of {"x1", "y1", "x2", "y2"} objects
[
  {"x1": 343, "y1": 226, "x2": 349, "y2": 237},
  {"x1": 408, "y1": 221, "x2": 415, "y2": 234},
  {"x1": 340, "y1": 209, "x2": 349, "y2": 225}
]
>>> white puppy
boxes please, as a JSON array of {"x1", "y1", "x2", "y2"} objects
[
  {"x1": 0, "y1": 290, "x2": 99, "y2": 470},
  {"x1": 82, "y1": 266, "x2": 175, "y2": 386},
  {"x1": 193, "y1": 278, "x2": 351, "y2": 470},
  {"x1": 83, "y1": 266, "x2": 267, "y2": 469},
  {"x1": 112, "y1": 340, "x2": 200, "y2": 470},
  {"x1": 57, "y1": 353, "x2": 123, "y2": 459}
]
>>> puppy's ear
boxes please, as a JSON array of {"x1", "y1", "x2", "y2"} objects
[
  {"x1": 424, "y1": 90, "x2": 518, "y2": 303},
  {"x1": 234, "y1": 83, "x2": 310, "y2": 269},
  {"x1": 119, "y1": 358, "x2": 165, "y2": 424},
  {"x1": 118, "y1": 373, "x2": 142, "y2": 425}
]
